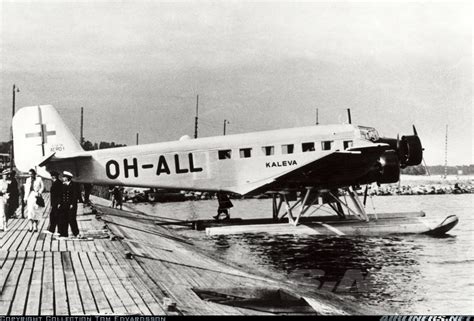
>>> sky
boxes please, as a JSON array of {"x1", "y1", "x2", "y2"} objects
[{"x1": 0, "y1": 1, "x2": 472, "y2": 165}]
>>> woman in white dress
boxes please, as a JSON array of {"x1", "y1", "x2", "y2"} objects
[
  {"x1": 0, "y1": 169, "x2": 10, "y2": 231},
  {"x1": 24, "y1": 169, "x2": 44, "y2": 232}
]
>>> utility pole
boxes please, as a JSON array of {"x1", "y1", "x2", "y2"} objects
[
  {"x1": 444, "y1": 124, "x2": 448, "y2": 179},
  {"x1": 194, "y1": 95, "x2": 199, "y2": 139},
  {"x1": 316, "y1": 108, "x2": 319, "y2": 125},
  {"x1": 80, "y1": 107, "x2": 84, "y2": 147},
  {"x1": 136, "y1": 133, "x2": 139, "y2": 145},
  {"x1": 347, "y1": 108, "x2": 352, "y2": 124},
  {"x1": 223, "y1": 119, "x2": 229, "y2": 135},
  {"x1": 10, "y1": 84, "x2": 20, "y2": 171}
]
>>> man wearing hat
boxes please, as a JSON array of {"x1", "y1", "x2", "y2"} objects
[
  {"x1": 58, "y1": 171, "x2": 80, "y2": 238},
  {"x1": 46, "y1": 171, "x2": 62, "y2": 234}
]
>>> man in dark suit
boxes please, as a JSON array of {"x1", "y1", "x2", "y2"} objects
[
  {"x1": 47, "y1": 171, "x2": 62, "y2": 234},
  {"x1": 58, "y1": 171, "x2": 79, "y2": 238},
  {"x1": 6, "y1": 170, "x2": 19, "y2": 219}
]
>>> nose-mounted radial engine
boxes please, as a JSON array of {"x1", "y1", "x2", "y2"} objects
[{"x1": 360, "y1": 125, "x2": 424, "y2": 184}]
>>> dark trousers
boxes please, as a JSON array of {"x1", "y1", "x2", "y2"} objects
[
  {"x1": 58, "y1": 206, "x2": 79, "y2": 237},
  {"x1": 68, "y1": 206, "x2": 79, "y2": 236},
  {"x1": 48, "y1": 206, "x2": 59, "y2": 233},
  {"x1": 58, "y1": 206, "x2": 69, "y2": 237},
  {"x1": 6, "y1": 200, "x2": 19, "y2": 219}
]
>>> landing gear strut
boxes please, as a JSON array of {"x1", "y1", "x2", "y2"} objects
[{"x1": 271, "y1": 186, "x2": 370, "y2": 226}]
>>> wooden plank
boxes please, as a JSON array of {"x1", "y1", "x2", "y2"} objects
[
  {"x1": 87, "y1": 252, "x2": 127, "y2": 314},
  {"x1": 0, "y1": 250, "x2": 10, "y2": 270},
  {"x1": 95, "y1": 251, "x2": 141, "y2": 314},
  {"x1": 13, "y1": 225, "x2": 33, "y2": 252},
  {"x1": 140, "y1": 259, "x2": 216, "y2": 315},
  {"x1": 108, "y1": 251, "x2": 166, "y2": 315},
  {"x1": 59, "y1": 239, "x2": 67, "y2": 252},
  {"x1": 1, "y1": 219, "x2": 28, "y2": 250},
  {"x1": 40, "y1": 252, "x2": 54, "y2": 315},
  {"x1": 51, "y1": 238, "x2": 59, "y2": 252},
  {"x1": 61, "y1": 251, "x2": 84, "y2": 315},
  {"x1": 65, "y1": 240, "x2": 73, "y2": 252},
  {"x1": 103, "y1": 251, "x2": 152, "y2": 315},
  {"x1": 53, "y1": 251, "x2": 69, "y2": 314},
  {"x1": 0, "y1": 251, "x2": 27, "y2": 315},
  {"x1": 94, "y1": 239, "x2": 106, "y2": 253},
  {"x1": 0, "y1": 251, "x2": 18, "y2": 295},
  {"x1": 69, "y1": 251, "x2": 98, "y2": 314},
  {"x1": 42, "y1": 231, "x2": 52, "y2": 252},
  {"x1": 34, "y1": 225, "x2": 48, "y2": 252},
  {"x1": 77, "y1": 251, "x2": 113, "y2": 314},
  {"x1": 25, "y1": 222, "x2": 43, "y2": 251},
  {"x1": 25, "y1": 251, "x2": 44, "y2": 315},
  {"x1": 10, "y1": 251, "x2": 35, "y2": 314},
  {"x1": 0, "y1": 218, "x2": 22, "y2": 242}
]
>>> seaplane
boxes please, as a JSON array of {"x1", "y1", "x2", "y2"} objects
[{"x1": 12, "y1": 105, "x2": 458, "y2": 237}]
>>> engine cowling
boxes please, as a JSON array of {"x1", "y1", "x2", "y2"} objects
[
  {"x1": 377, "y1": 150, "x2": 400, "y2": 183},
  {"x1": 376, "y1": 135, "x2": 423, "y2": 168},
  {"x1": 399, "y1": 135, "x2": 423, "y2": 167}
]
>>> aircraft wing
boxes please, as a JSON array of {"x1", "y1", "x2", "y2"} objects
[{"x1": 228, "y1": 144, "x2": 388, "y2": 195}]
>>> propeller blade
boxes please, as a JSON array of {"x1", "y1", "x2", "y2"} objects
[
  {"x1": 423, "y1": 158, "x2": 430, "y2": 176},
  {"x1": 413, "y1": 125, "x2": 418, "y2": 136},
  {"x1": 396, "y1": 134, "x2": 400, "y2": 149}
]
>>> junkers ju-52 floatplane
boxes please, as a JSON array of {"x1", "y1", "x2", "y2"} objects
[{"x1": 13, "y1": 105, "x2": 458, "y2": 236}]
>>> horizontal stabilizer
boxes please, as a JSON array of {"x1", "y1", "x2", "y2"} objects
[{"x1": 38, "y1": 152, "x2": 92, "y2": 167}]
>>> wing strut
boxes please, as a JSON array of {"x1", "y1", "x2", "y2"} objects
[
  {"x1": 269, "y1": 187, "x2": 371, "y2": 226},
  {"x1": 327, "y1": 188, "x2": 369, "y2": 221}
]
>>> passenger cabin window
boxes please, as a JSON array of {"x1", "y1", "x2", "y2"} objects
[
  {"x1": 239, "y1": 148, "x2": 252, "y2": 158},
  {"x1": 302, "y1": 142, "x2": 315, "y2": 152},
  {"x1": 321, "y1": 141, "x2": 333, "y2": 151},
  {"x1": 343, "y1": 140, "x2": 353, "y2": 150},
  {"x1": 262, "y1": 146, "x2": 274, "y2": 156},
  {"x1": 282, "y1": 144, "x2": 294, "y2": 154},
  {"x1": 218, "y1": 150, "x2": 232, "y2": 160}
]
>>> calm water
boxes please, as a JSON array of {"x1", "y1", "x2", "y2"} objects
[{"x1": 131, "y1": 194, "x2": 474, "y2": 314}]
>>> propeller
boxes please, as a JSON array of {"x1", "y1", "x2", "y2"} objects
[{"x1": 412, "y1": 124, "x2": 430, "y2": 176}]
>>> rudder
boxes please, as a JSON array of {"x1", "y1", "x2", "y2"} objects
[{"x1": 12, "y1": 105, "x2": 83, "y2": 174}]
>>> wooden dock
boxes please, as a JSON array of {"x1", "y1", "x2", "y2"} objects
[{"x1": 0, "y1": 193, "x2": 372, "y2": 315}]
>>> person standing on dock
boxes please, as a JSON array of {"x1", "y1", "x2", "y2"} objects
[
  {"x1": 113, "y1": 186, "x2": 123, "y2": 210},
  {"x1": 6, "y1": 170, "x2": 19, "y2": 219},
  {"x1": 58, "y1": 171, "x2": 80, "y2": 238},
  {"x1": 24, "y1": 169, "x2": 45, "y2": 232},
  {"x1": 213, "y1": 192, "x2": 233, "y2": 220},
  {"x1": 83, "y1": 183, "x2": 93, "y2": 205},
  {"x1": 46, "y1": 171, "x2": 62, "y2": 234},
  {"x1": 0, "y1": 169, "x2": 10, "y2": 231}
]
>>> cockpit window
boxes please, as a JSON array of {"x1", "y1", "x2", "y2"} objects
[{"x1": 358, "y1": 126, "x2": 379, "y2": 142}]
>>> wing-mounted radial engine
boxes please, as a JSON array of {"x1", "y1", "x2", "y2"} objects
[{"x1": 359, "y1": 125, "x2": 424, "y2": 185}]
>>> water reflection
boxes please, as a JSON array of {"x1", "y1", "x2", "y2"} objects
[{"x1": 210, "y1": 234, "x2": 423, "y2": 312}]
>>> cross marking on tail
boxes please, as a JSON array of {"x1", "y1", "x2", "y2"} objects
[{"x1": 23, "y1": 106, "x2": 57, "y2": 156}]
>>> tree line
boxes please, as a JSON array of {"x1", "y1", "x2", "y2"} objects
[{"x1": 81, "y1": 140, "x2": 127, "y2": 151}]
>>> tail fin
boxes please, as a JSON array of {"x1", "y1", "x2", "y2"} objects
[{"x1": 13, "y1": 105, "x2": 83, "y2": 174}]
